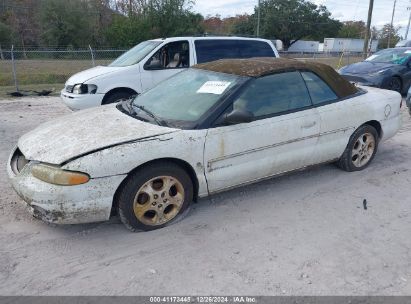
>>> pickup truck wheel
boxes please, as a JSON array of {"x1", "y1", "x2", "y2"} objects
[
  {"x1": 102, "y1": 91, "x2": 133, "y2": 105},
  {"x1": 117, "y1": 162, "x2": 193, "y2": 231},
  {"x1": 338, "y1": 125, "x2": 379, "y2": 172}
]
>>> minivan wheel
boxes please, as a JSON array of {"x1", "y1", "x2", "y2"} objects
[
  {"x1": 338, "y1": 125, "x2": 379, "y2": 172},
  {"x1": 102, "y1": 91, "x2": 133, "y2": 105},
  {"x1": 117, "y1": 161, "x2": 193, "y2": 231}
]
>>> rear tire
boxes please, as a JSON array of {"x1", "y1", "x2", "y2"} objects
[
  {"x1": 116, "y1": 161, "x2": 193, "y2": 232},
  {"x1": 102, "y1": 91, "x2": 133, "y2": 105},
  {"x1": 338, "y1": 125, "x2": 379, "y2": 172}
]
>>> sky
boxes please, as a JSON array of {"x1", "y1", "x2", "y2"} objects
[{"x1": 193, "y1": 0, "x2": 411, "y2": 39}]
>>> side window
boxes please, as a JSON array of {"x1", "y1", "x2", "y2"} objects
[
  {"x1": 144, "y1": 41, "x2": 190, "y2": 70},
  {"x1": 233, "y1": 71, "x2": 312, "y2": 118},
  {"x1": 301, "y1": 71, "x2": 338, "y2": 105},
  {"x1": 195, "y1": 40, "x2": 276, "y2": 64},
  {"x1": 195, "y1": 40, "x2": 239, "y2": 63},
  {"x1": 236, "y1": 41, "x2": 275, "y2": 58}
]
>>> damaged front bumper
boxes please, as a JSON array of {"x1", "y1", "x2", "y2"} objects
[
  {"x1": 60, "y1": 89, "x2": 104, "y2": 111},
  {"x1": 7, "y1": 147, "x2": 126, "y2": 224}
]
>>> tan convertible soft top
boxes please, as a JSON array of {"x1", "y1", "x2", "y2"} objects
[{"x1": 194, "y1": 57, "x2": 358, "y2": 98}]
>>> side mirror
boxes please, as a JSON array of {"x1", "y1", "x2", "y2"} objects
[{"x1": 223, "y1": 108, "x2": 254, "y2": 125}]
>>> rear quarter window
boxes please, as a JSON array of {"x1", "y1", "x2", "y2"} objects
[
  {"x1": 195, "y1": 40, "x2": 275, "y2": 64},
  {"x1": 301, "y1": 71, "x2": 338, "y2": 105}
]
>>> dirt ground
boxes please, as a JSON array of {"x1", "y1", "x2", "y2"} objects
[{"x1": 0, "y1": 96, "x2": 411, "y2": 296}]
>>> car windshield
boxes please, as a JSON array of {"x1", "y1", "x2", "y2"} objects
[
  {"x1": 365, "y1": 48, "x2": 411, "y2": 64},
  {"x1": 130, "y1": 69, "x2": 244, "y2": 127},
  {"x1": 109, "y1": 41, "x2": 162, "y2": 67}
]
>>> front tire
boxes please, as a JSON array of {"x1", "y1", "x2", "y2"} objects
[
  {"x1": 117, "y1": 161, "x2": 193, "y2": 231},
  {"x1": 387, "y1": 77, "x2": 402, "y2": 93},
  {"x1": 338, "y1": 125, "x2": 379, "y2": 172}
]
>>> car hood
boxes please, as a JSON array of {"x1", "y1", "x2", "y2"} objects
[
  {"x1": 340, "y1": 61, "x2": 397, "y2": 75},
  {"x1": 18, "y1": 105, "x2": 178, "y2": 164},
  {"x1": 66, "y1": 65, "x2": 123, "y2": 85}
]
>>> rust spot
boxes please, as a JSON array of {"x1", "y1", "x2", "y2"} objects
[{"x1": 220, "y1": 138, "x2": 225, "y2": 157}]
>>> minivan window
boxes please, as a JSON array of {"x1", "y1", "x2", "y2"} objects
[
  {"x1": 109, "y1": 41, "x2": 162, "y2": 67},
  {"x1": 144, "y1": 41, "x2": 190, "y2": 70},
  {"x1": 195, "y1": 40, "x2": 274, "y2": 64}
]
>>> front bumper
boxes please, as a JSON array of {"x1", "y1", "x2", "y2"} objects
[
  {"x1": 60, "y1": 89, "x2": 104, "y2": 111},
  {"x1": 7, "y1": 148, "x2": 126, "y2": 224}
]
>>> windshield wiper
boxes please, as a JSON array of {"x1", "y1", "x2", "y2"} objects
[
  {"x1": 133, "y1": 104, "x2": 169, "y2": 127},
  {"x1": 121, "y1": 98, "x2": 136, "y2": 115}
]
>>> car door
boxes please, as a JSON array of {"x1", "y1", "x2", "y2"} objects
[
  {"x1": 140, "y1": 40, "x2": 191, "y2": 91},
  {"x1": 300, "y1": 71, "x2": 359, "y2": 164},
  {"x1": 203, "y1": 71, "x2": 321, "y2": 193}
]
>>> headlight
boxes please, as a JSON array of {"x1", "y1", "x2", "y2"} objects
[
  {"x1": 72, "y1": 84, "x2": 97, "y2": 94},
  {"x1": 31, "y1": 164, "x2": 90, "y2": 186}
]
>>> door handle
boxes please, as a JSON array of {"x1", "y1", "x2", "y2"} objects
[{"x1": 301, "y1": 121, "x2": 317, "y2": 129}]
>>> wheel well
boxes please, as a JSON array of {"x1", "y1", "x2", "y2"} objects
[
  {"x1": 102, "y1": 87, "x2": 137, "y2": 104},
  {"x1": 392, "y1": 75, "x2": 404, "y2": 92},
  {"x1": 111, "y1": 158, "x2": 200, "y2": 216},
  {"x1": 362, "y1": 120, "x2": 382, "y2": 139}
]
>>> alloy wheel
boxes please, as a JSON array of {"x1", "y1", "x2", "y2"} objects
[
  {"x1": 351, "y1": 133, "x2": 376, "y2": 168},
  {"x1": 133, "y1": 176, "x2": 185, "y2": 226}
]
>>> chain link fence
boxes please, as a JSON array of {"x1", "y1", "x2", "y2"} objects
[
  {"x1": 279, "y1": 51, "x2": 364, "y2": 69},
  {"x1": 0, "y1": 46, "x2": 364, "y2": 95},
  {"x1": 0, "y1": 46, "x2": 127, "y2": 94}
]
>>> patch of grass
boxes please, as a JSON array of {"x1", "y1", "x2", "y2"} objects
[{"x1": 0, "y1": 59, "x2": 111, "y2": 86}]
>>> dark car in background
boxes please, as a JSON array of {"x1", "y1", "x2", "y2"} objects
[
  {"x1": 396, "y1": 40, "x2": 411, "y2": 47},
  {"x1": 339, "y1": 48, "x2": 411, "y2": 94}
]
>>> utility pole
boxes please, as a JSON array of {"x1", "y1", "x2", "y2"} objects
[
  {"x1": 388, "y1": 0, "x2": 397, "y2": 48},
  {"x1": 406, "y1": 7, "x2": 411, "y2": 40},
  {"x1": 363, "y1": 0, "x2": 374, "y2": 59},
  {"x1": 257, "y1": 0, "x2": 261, "y2": 37}
]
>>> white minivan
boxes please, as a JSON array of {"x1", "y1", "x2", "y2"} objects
[{"x1": 60, "y1": 36, "x2": 279, "y2": 110}]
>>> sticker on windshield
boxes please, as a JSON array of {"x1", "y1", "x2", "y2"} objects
[{"x1": 197, "y1": 81, "x2": 231, "y2": 95}]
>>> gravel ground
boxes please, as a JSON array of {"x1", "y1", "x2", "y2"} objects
[{"x1": 0, "y1": 96, "x2": 410, "y2": 296}]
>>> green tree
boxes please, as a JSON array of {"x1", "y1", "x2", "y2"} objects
[
  {"x1": 105, "y1": 0, "x2": 204, "y2": 47},
  {"x1": 378, "y1": 23, "x2": 402, "y2": 49},
  {"x1": 0, "y1": 0, "x2": 40, "y2": 50},
  {"x1": 232, "y1": 0, "x2": 341, "y2": 49},
  {"x1": 40, "y1": 0, "x2": 107, "y2": 48},
  {"x1": 338, "y1": 21, "x2": 367, "y2": 38},
  {"x1": 0, "y1": 21, "x2": 12, "y2": 47}
]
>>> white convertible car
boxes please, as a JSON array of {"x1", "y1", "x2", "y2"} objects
[{"x1": 8, "y1": 58, "x2": 402, "y2": 231}]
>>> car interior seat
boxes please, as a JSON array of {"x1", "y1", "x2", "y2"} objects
[{"x1": 167, "y1": 53, "x2": 182, "y2": 68}]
